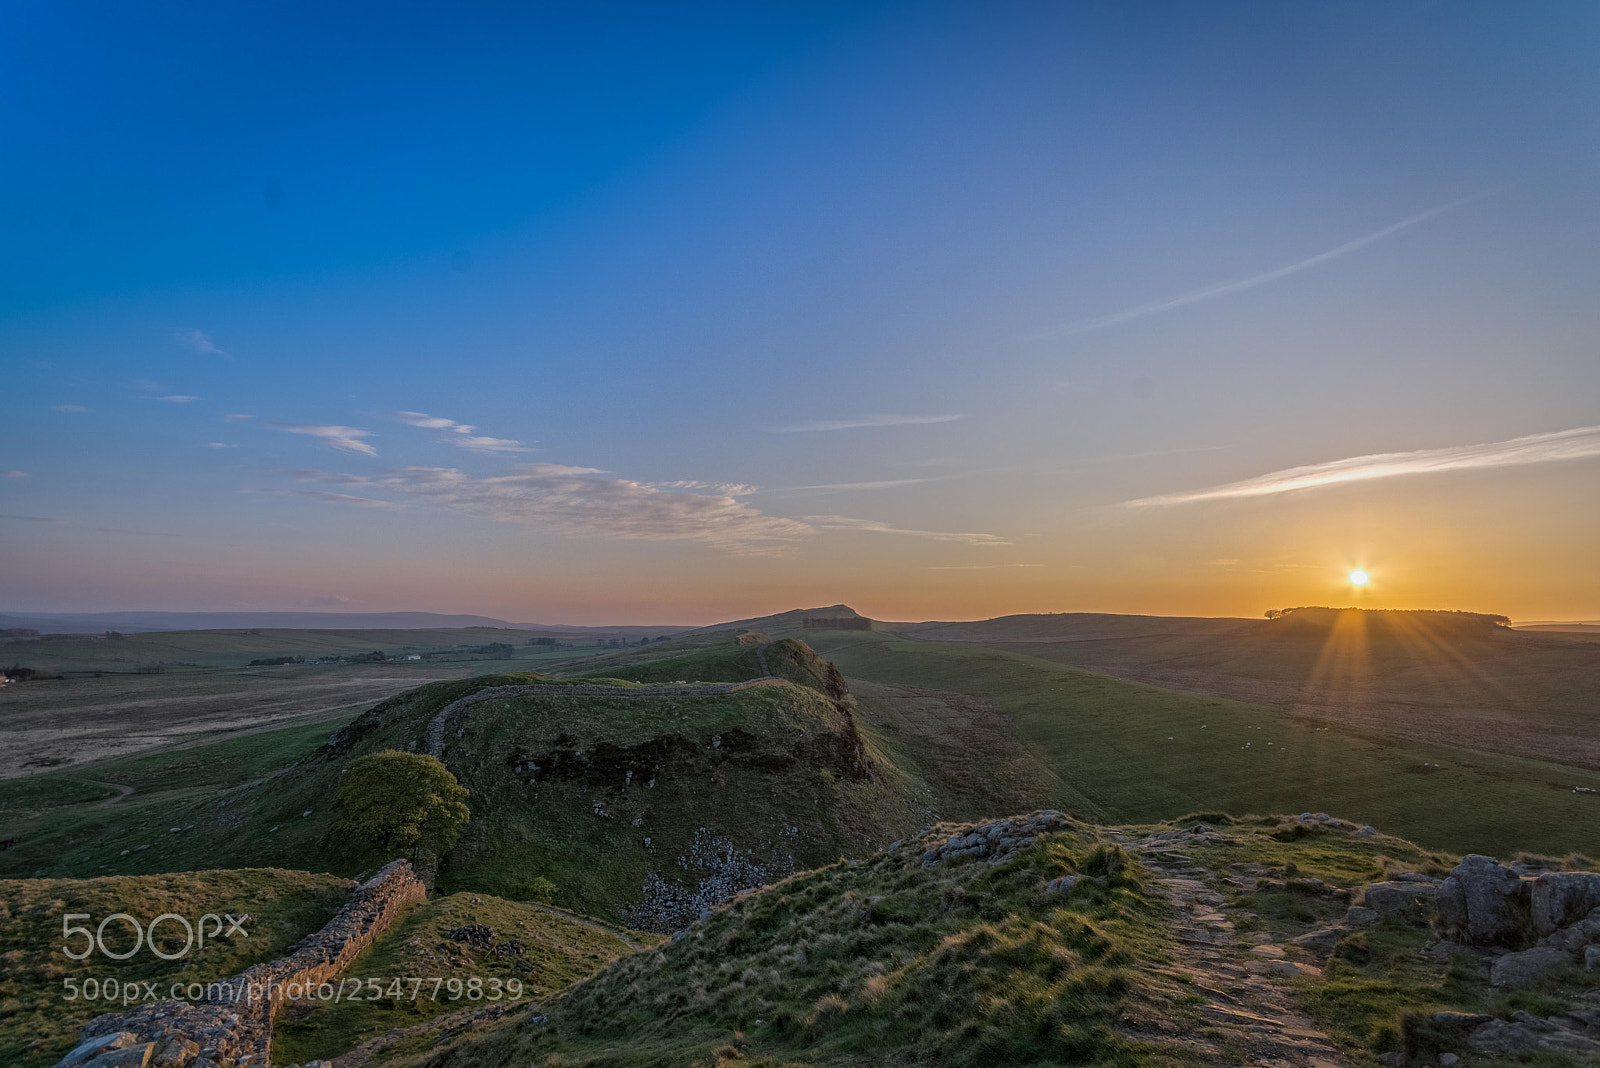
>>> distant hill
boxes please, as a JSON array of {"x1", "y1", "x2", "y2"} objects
[
  {"x1": 901, "y1": 611, "x2": 1255, "y2": 643},
  {"x1": 0, "y1": 610, "x2": 697, "y2": 637},
  {"x1": 0, "y1": 610, "x2": 522, "y2": 634},
  {"x1": 680, "y1": 603, "x2": 878, "y2": 638}
]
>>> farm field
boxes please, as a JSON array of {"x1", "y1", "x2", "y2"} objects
[
  {"x1": 797, "y1": 628, "x2": 1600, "y2": 859},
  {"x1": 0, "y1": 633, "x2": 614, "y2": 779},
  {"x1": 897, "y1": 612, "x2": 1600, "y2": 768}
]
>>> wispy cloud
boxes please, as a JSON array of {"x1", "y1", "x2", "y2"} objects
[
  {"x1": 928, "y1": 562, "x2": 1041, "y2": 570},
  {"x1": 296, "y1": 490, "x2": 397, "y2": 508},
  {"x1": 203, "y1": 442, "x2": 236, "y2": 449},
  {"x1": 0, "y1": 513, "x2": 53, "y2": 522},
  {"x1": 1030, "y1": 191, "x2": 1492, "y2": 339},
  {"x1": 224, "y1": 413, "x2": 255, "y2": 422},
  {"x1": 805, "y1": 514, "x2": 1009, "y2": 545},
  {"x1": 1124, "y1": 424, "x2": 1600, "y2": 507},
  {"x1": 268, "y1": 424, "x2": 378, "y2": 457},
  {"x1": 766, "y1": 478, "x2": 937, "y2": 494},
  {"x1": 397, "y1": 410, "x2": 531, "y2": 454},
  {"x1": 773, "y1": 413, "x2": 965, "y2": 433},
  {"x1": 291, "y1": 464, "x2": 810, "y2": 554},
  {"x1": 300, "y1": 594, "x2": 352, "y2": 607},
  {"x1": 650, "y1": 479, "x2": 759, "y2": 496},
  {"x1": 53, "y1": 404, "x2": 89, "y2": 414},
  {"x1": 159, "y1": 394, "x2": 201, "y2": 403},
  {"x1": 1, "y1": 470, "x2": 27, "y2": 479},
  {"x1": 175, "y1": 328, "x2": 228, "y2": 357}
]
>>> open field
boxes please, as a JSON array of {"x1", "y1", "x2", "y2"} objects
[
  {"x1": 896, "y1": 611, "x2": 1600, "y2": 769},
  {"x1": 0, "y1": 626, "x2": 630, "y2": 674},
  {"x1": 797, "y1": 629, "x2": 1600, "y2": 859},
  {"x1": 0, "y1": 632, "x2": 615, "y2": 779}
]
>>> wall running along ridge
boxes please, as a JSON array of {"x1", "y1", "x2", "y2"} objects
[{"x1": 54, "y1": 860, "x2": 427, "y2": 1068}]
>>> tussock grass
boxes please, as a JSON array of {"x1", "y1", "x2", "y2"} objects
[
  {"x1": 273, "y1": 892, "x2": 643, "y2": 1065},
  {"x1": 411, "y1": 820, "x2": 1177, "y2": 1067}
]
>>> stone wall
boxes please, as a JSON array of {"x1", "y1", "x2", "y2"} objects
[{"x1": 55, "y1": 860, "x2": 426, "y2": 1068}]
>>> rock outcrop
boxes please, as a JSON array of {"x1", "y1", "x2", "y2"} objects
[
  {"x1": 1436, "y1": 854, "x2": 1535, "y2": 947},
  {"x1": 1430, "y1": 854, "x2": 1600, "y2": 989},
  {"x1": 53, "y1": 861, "x2": 425, "y2": 1068},
  {"x1": 920, "y1": 811, "x2": 1072, "y2": 868}
]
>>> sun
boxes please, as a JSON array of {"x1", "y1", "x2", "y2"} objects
[{"x1": 1348, "y1": 569, "x2": 1370, "y2": 587}]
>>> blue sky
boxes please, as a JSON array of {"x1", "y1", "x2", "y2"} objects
[{"x1": 3, "y1": 1, "x2": 1598, "y2": 622}]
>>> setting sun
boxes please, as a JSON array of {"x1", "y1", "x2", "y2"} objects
[{"x1": 1349, "y1": 569, "x2": 1370, "y2": 587}]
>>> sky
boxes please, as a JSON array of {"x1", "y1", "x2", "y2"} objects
[{"x1": 2, "y1": 0, "x2": 1598, "y2": 624}]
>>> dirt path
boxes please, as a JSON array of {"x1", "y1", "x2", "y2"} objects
[
  {"x1": 70, "y1": 778, "x2": 135, "y2": 808},
  {"x1": 1118, "y1": 828, "x2": 1350, "y2": 1068},
  {"x1": 524, "y1": 901, "x2": 646, "y2": 951}
]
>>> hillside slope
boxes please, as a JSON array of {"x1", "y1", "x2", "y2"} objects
[
  {"x1": 899, "y1": 607, "x2": 1600, "y2": 770},
  {"x1": 0, "y1": 651, "x2": 929, "y2": 929}
]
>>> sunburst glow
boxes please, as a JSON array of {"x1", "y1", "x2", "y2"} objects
[{"x1": 1348, "y1": 569, "x2": 1370, "y2": 587}]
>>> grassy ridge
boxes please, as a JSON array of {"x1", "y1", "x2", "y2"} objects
[
  {"x1": 807, "y1": 632, "x2": 1600, "y2": 858},
  {"x1": 413, "y1": 819, "x2": 1176, "y2": 1068}
]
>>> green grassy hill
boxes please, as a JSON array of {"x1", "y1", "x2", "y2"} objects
[
  {"x1": 897, "y1": 608, "x2": 1600, "y2": 770},
  {"x1": 0, "y1": 645, "x2": 930, "y2": 928},
  {"x1": 392, "y1": 811, "x2": 1600, "y2": 1068},
  {"x1": 408, "y1": 813, "x2": 1172, "y2": 1068},
  {"x1": 797, "y1": 629, "x2": 1600, "y2": 859}
]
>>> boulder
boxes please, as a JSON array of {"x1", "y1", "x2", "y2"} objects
[
  {"x1": 1543, "y1": 906, "x2": 1600, "y2": 952},
  {"x1": 1437, "y1": 854, "x2": 1533, "y2": 947},
  {"x1": 1290, "y1": 927, "x2": 1347, "y2": 950},
  {"x1": 1489, "y1": 945, "x2": 1571, "y2": 988},
  {"x1": 1466, "y1": 1012, "x2": 1600, "y2": 1057},
  {"x1": 54, "y1": 1034, "x2": 139, "y2": 1068},
  {"x1": 82, "y1": 1045, "x2": 155, "y2": 1068},
  {"x1": 1362, "y1": 880, "x2": 1439, "y2": 919},
  {"x1": 1346, "y1": 905, "x2": 1380, "y2": 927},
  {"x1": 1530, "y1": 871, "x2": 1600, "y2": 937},
  {"x1": 1587, "y1": 945, "x2": 1600, "y2": 970}
]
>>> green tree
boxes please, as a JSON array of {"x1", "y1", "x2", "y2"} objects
[{"x1": 327, "y1": 750, "x2": 470, "y2": 865}]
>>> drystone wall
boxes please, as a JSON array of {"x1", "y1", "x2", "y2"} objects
[{"x1": 54, "y1": 860, "x2": 426, "y2": 1068}]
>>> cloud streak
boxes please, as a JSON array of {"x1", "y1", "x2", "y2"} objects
[
  {"x1": 1031, "y1": 191, "x2": 1492, "y2": 338},
  {"x1": 765, "y1": 478, "x2": 937, "y2": 494},
  {"x1": 269, "y1": 423, "x2": 379, "y2": 456},
  {"x1": 1124, "y1": 424, "x2": 1600, "y2": 507},
  {"x1": 398, "y1": 410, "x2": 531, "y2": 453},
  {"x1": 805, "y1": 514, "x2": 1009, "y2": 545},
  {"x1": 774, "y1": 413, "x2": 965, "y2": 433}
]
